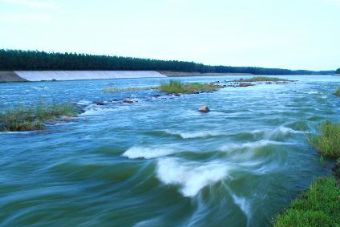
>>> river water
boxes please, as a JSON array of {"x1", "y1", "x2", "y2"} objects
[{"x1": 0, "y1": 75, "x2": 339, "y2": 227}]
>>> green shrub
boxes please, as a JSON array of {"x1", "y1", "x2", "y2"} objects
[
  {"x1": 0, "y1": 103, "x2": 77, "y2": 131},
  {"x1": 159, "y1": 80, "x2": 221, "y2": 94},
  {"x1": 273, "y1": 177, "x2": 340, "y2": 227},
  {"x1": 309, "y1": 121, "x2": 340, "y2": 158},
  {"x1": 334, "y1": 87, "x2": 340, "y2": 96},
  {"x1": 233, "y1": 76, "x2": 291, "y2": 83}
]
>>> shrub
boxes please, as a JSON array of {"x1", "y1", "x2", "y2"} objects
[
  {"x1": 159, "y1": 80, "x2": 221, "y2": 94},
  {"x1": 309, "y1": 121, "x2": 340, "y2": 158},
  {"x1": 334, "y1": 87, "x2": 340, "y2": 96},
  {"x1": 273, "y1": 177, "x2": 340, "y2": 227},
  {"x1": 0, "y1": 103, "x2": 77, "y2": 131}
]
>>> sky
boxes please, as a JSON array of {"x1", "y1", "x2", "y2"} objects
[{"x1": 0, "y1": 0, "x2": 339, "y2": 70}]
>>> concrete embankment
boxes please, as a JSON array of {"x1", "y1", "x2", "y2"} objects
[
  {"x1": 0, "y1": 71, "x2": 166, "y2": 82},
  {"x1": 0, "y1": 71, "x2": 27, "y2": 82},
  {"x1": 0, "y1": 70, "x2": 250, "y2": 82}
]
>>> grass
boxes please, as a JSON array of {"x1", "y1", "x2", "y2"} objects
[
  {"x1": 273, "y1": 177, "x2": 340, "y2": 227},
  {"x1": 159, "y1": 80, "x2": 221, "y2": 94},
  {"x1": 334, "y1": 87, "x2": 340, "y2": 96},
  {"x1": 233, "y1": 76, "x2": 291, "y2": 83},
  {"x1": 103, "y1": 86, "x2": 156, "y2": 93},
  {"x1": 0, "y1": 103, "x2": 78, "y2": 131},
  {"x1": 309, "y1": 121, "x2": 340, "y2": 158}
]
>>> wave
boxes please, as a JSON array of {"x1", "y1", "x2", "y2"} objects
[
  {"x1": 231, "y1": 193, "x2": 251, "y2": 225},
  {"x1": 220, "y1": 140, "x2": 288, "y2": 152},
  {"x1": 77, "y1": 100, "x2": 92, "y2": 106},
  {"x1": 122, "y1": 146, "x2": 177, "y2": 159},
  {"x1": 156, "y1": 158, "x2": 229, "y2": 197},
  {"x1": 80, "y1": 104, "x2": 119, "y2": 116},
  {"x1": 267, "y1": 126, "x2": 303, "y2": 137},
  {"x1": 163, "y1": 129, "x2": 225, "y2": 139}
]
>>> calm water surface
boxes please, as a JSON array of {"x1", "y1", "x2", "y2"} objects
[{"x1": 1, "y1": 75, "x2": 340, "y2": 227}]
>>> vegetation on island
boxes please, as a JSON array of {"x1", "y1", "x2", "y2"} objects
[
  {"x1": 232, "y1": 76, "x2": 292, "y2": 83},
  {"x1": 336, "y1": 68, "x2": 340, "y2": 74},
  {"x1": 0, "y1": 49, "x2": 334, "y2": 75},
  {"x1": 159, "y1": 80, "x2": 221, "y2": 94},
  {"x1": 0, "y1": 103, "x2": 78, "y2": 131},
  {"x1": 273, "y1": 177, "x2": 340, "y2": 227}
]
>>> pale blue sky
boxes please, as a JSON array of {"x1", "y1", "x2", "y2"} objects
[{"x1": 0, "y1": 0, "x2": 339, "y2": 70}]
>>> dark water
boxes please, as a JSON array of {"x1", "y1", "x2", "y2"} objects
[{"x1": 1, "y1": 75, "x2": 340, "y2": 227}]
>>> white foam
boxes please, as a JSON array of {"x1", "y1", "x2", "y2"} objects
[
  {"x1": 77, "y1": 100, "x2": 92, "y2": 106},
  {"x1": 220, "y1": 140, "x2": 287, "y2": 152},
  {"x1": 273, "y1": 126, "x2": 302, "y2": 135},
  {"x1": 122, "y1": 146, "x2": 177, "y2": 159},
  {"x1": 165, "y1": 130, "x2": 224, "y2": 139},
  {"x1": 156, "y1": 158, "x2": 229, "y2": 197},
  {"x1": 80, "y1": 104, "x2": 117, "y2": 116},
  {"x1": 230, "y1": 194, "x2": 251, "y2": 226}
]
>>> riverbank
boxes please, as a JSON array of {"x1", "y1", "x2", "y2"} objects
[
  {"x1": 0, "y1": 70, "x2": 319, "y2": 82},
  {"x1": 0, "y1": 71, "x2": 27, "y2": 82},
  {"x1": 0, "y1": 71, "x2": 254, "y2": 82}
]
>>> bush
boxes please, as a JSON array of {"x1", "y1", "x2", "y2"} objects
[
  {"x1": 273, "y1": 177, "x2": 340, "y2": 227},
  {"x1": 159, "y1": 80, "x2": 221, "y2": 94},
  {"x1": 309, "y1": 121, "x2": 340, "y2": 158},
  {"x1": 334, "y1": 87, "x2": 340, "y2": 96},
  {"x1": 0, "y1": 103, "x2": 77, "y2": 131}
]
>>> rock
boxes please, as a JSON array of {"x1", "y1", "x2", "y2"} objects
[
  {"x1": 198, "y1": 105, "x2": 210, "y2": 113},
  {"x1": 239, "y1": 83, "x2": 254, "y2": 87},
  {"x1": 94, "y1": 101, "x2": 105, "y2": 105},
  {"x1": 123, "y1": 98, "x2": 135, "y2": 104}
]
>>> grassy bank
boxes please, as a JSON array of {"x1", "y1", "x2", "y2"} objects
[
  {"x1": 233, "y1": 76, "x2": 292, "y2": 83},
  {"x1": 0, "y1": 103, "x2": 78, "y2": 131},
  {"x1": 159, "y1": 80, "x2": 221, "y2": 94},
  {"x1": 273, "y1": 121, "x2": 340, "y2": 227},
  {"x1": 273, "y1": 177, "x2": 340, "y2": 227},
  {"x1": 309, "y1": 121, "x2": 340, "y2": 158}
]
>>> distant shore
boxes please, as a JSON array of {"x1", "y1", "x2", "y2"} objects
[
  {"x1": 160, "y1": 71, "x2": 251, "y2": 77},
  {"x1": 0, "y1": 70, "x2": 334, "y2": 83},
  {"x1": 0, "y1": 71, "x2": 253, "y2": 82}
]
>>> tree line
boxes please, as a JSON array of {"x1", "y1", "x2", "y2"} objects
[
  {"x1": 0, "y1": 49, "x2": 335, "y2": 75},
  {"x1": 336, "y1": 68, "x2": 340, "y2": 74}
]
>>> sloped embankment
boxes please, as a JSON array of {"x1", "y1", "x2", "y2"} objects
[{"x1": 0, "y1": 71, "x2": 27, "y2": 82}]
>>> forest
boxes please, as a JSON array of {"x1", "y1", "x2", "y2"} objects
[
  {"x1": 0, "y1": 49, "x2": 335, "y2": 75},
  {"x1": 336, "y1": 68, "x2": 340, "y2": 74}
]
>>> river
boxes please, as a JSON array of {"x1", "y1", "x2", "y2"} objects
[{"x1": 0, "y1": 74, "x2": 339, "y2": 227}]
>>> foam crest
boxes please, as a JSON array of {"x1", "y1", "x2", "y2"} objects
[
  {"x1": 156, "y1": 158, "x2": 229, "y2": 197},
  {"x1": 123, "y1": 146, "x2": 177, "y2": 159},
  {"x1": 164, "y1": 129, "x2": 224, "y2": 139},
  {"x1": 220, "y1": 140, "x2": 287, "y2": 152}
]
